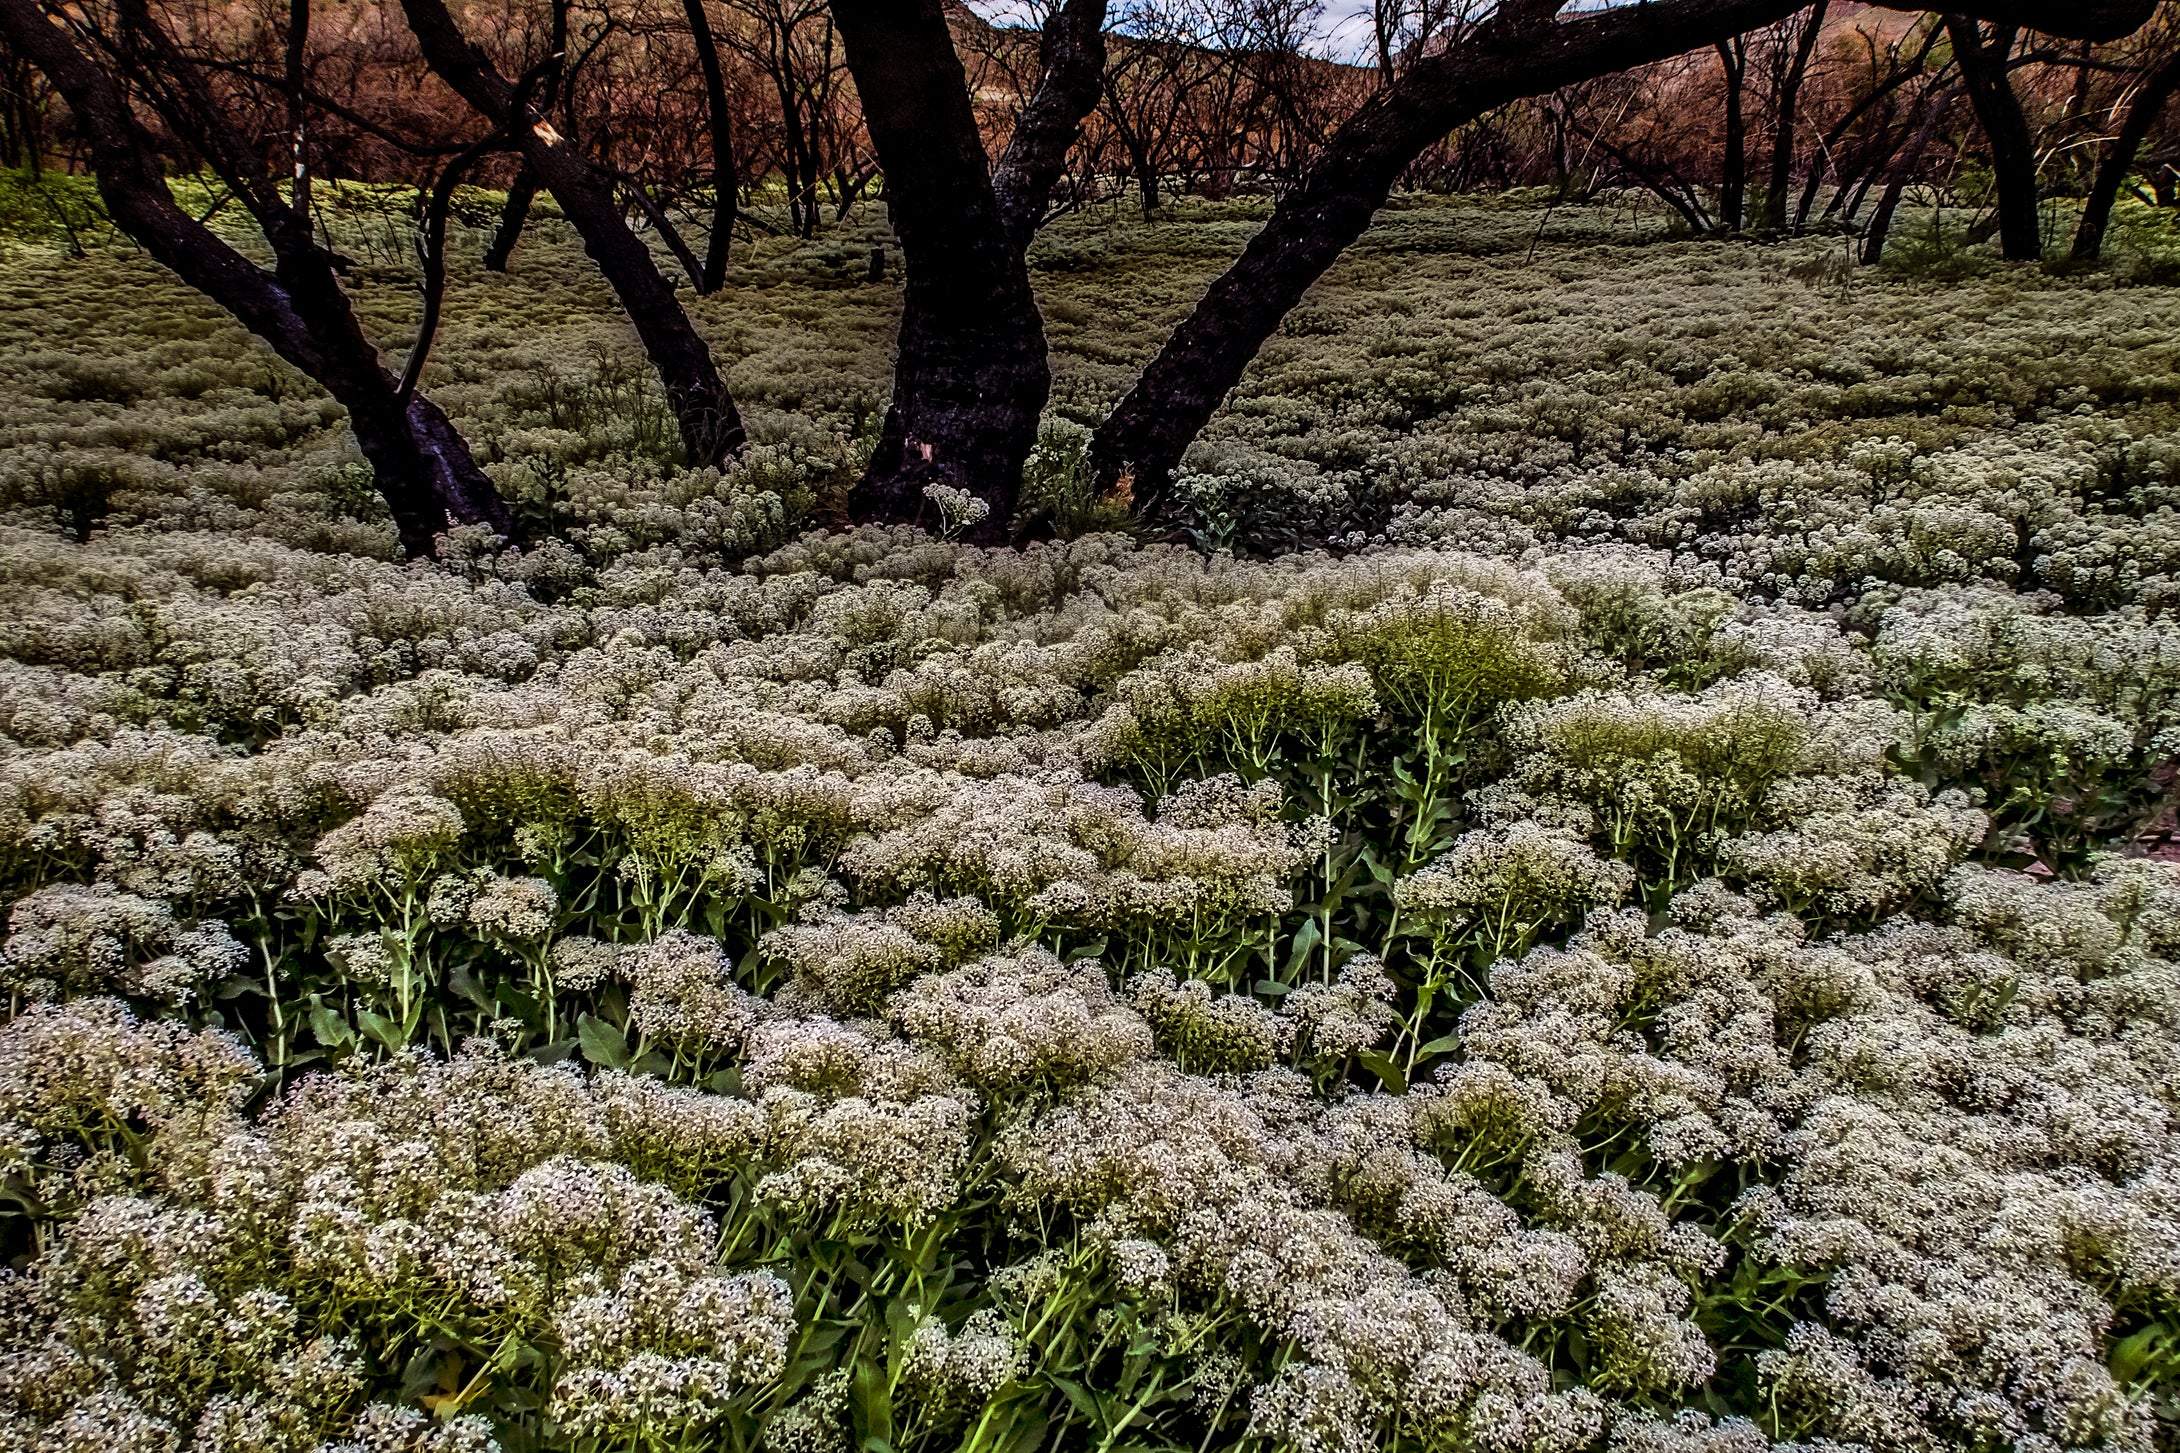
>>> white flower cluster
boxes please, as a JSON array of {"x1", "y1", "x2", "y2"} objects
[
  {"x1": 3, "y1": 882, "x2": 246, "y2": 1002},
  {"x1": 4, "y1": 202, "x2": 2180, "y2": 1453},
  {"x1": 0, "y1": 1010, "x2": 796, "y2": 1453}
]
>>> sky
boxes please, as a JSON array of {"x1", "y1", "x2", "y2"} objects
[
  {"x1": 965, "y1": 0, "x2": 1392, "y2": 65},
  {"x1": 962, "y1": 1, "x2": 1659, "y2": 68}
]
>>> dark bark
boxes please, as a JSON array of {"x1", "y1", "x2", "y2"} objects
[
  {"x1": 1795, "y1": 29, "x2": 1941, "y2": 231},
  {"x1": 0, "y1": 0, "x2": 510, "y2": 557},
  {"x1": 1948, "y1": 0, "x2": 2152, "y2": 42},
  {"x1": 681, "y1": 0, "x2": 738, "y2": 292},
  {"x1": 1947, "y1": 16, "x2": 2041, "y2": 260},
  {"x1": 832, "y1": 0, "x2": 1050, "y2": 537},
  {"x1": 483, "y1": 166, "x2": 537, "y2": 270},
  {"x1": 401, "y1": 136, "x2": 504, "y2": 400},
  {"x1": 1758, "y1": 0, "x2": 1825, "y2": 231},
  {"x1": 1719, "y1": 36, "x2": 1748, "y2": 230},
  {"x1": 282, "y1": 0, "x2": 308, "y2": 224},
  {"x1": 991, "y1": 0, "x2": 1108, "y2": 252},
  {"x1": 397, "y1": 0, "x2": 745, "y2": 465},
  {"x1": 1861, "y1": 88, "x2": 1951, "y2": 262},
  {"x1": 1087, "y1": 0, "x2": 2144, "y2": 510},
  {"x1": 2072, "y1": 48, "x2": 2180, "y2": 260}
]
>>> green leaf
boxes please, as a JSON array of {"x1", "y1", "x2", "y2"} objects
[
  {"x1": 1282, "y1": 918, "x2": 1322, "y2": 977},
  {"x1": 994, "y1": 1411, "x2": 1049, "y2": 1453},
  {"x1": 850, "y1": 1352, "x2": 893, "y2": 1451},
  {"x1": 2112, "y1": 1322, "x2": 2174, "y2": 1384},
  {"x1": 308, "y1": 1001, "x2": 357, "y2": 1053},
  {"x1": 1359, "y1": 1050, "x2": 1407, "y2": 1095},
  {"x1": 1046, "y1": 1375, "x2": 1104, "y2": 1423},
  {"x1": 1255, "y1": 978, "x2": 1294, "y2": 998},
  {"x1": 447, "y1": 963, "x2": 495, "y2": 1012},
  {"x1": 356, "y1": 1008, "x2": 405, "y2": 1052},
  {"x1": 1063, "y1": 936, "x2": 1109, "y2": 965},
  {"x1": 1415, "y1": 1033, "x2": 1460, "y2": 1059},
  {"x1": 576, "y1": 1013, "x2": 629, "y2": 1071}
]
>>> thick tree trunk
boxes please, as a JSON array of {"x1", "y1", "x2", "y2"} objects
[
  {"x1": 0, "y1": 0, "x2": 509, "y2": 557},
  {"x1": 2072, "y1": 49, "x2": 2180, "y2": 261},
  {"x1": 1758, "y1": 0, "x2": 1825, "y2": 231},
  {"x1": 681, "y1": 0, "x2": 738, "y2": 292},
  {"x1": 991, "y1": 0, "x2": 1107, "y2": 252},
  {"x1": 832, "y1": 0, "x2": 1049, "y2": 537},
  {"x1": 1947, "y1": 16, "x2": 2041, "y2": 260},
  {"x1": 1719, "y1": 37, "x2": 1748, "y2": 230},
  {"x1": 483, "y1": 166, "x2": 537, "y2": 271},
  {"x1": 1088, "y1": 0, "x2": 2140, "y2": 510},
  {"x1": 397, "y1": 0, "x2": 745, "y2": 466},
  {"x1": 1953, "y1": 0, "x2": 2151, "y2": 40}
]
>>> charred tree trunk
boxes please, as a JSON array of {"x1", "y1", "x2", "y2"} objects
[
  {"x1": 2072, "y1": 48, "x2": 2180, "y2": 260},
  {"x1": 832, "y1": 0, "x2": 1049, "y2": 536},
  {"x1": 0, "y1": 0, "x2": 509, "y2": 557},
  {"x1": 682, "y1": 0, "x2": 738, "y2": 291},
  {"x1": 1861, "y1": 89, "x2": 1951, "y2": 262},
  {"x1": 1759, "y1": 0, "x2": 1825, "y2": 231},
  {"x1": 1087, "y1": 0, "x2": 2148, "y2": 511},
  {"x1": 1947, "y1": 16, "x2": 2041, "y2": 260},
  {"x1": 1719, "y1": 36, "x2": 1748, "y2": 230},
  {"x1": 398, "y1": 0, "x2": 745, "y2": 466},
  {"x1": 483, "y1": 166, "x2": 538, "y2": 271}
]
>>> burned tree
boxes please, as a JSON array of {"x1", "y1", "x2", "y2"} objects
[
  {"x1": 0, "y1": 0, "x2": 512, "y2": 556},
  {"x1": 1088, "y1": 0, "x2": 2153, "y2": 511},
  {"x1": 397, "y1": 0, "x2": 746, "y2": 466},
  {"x1": 1946, "y1": 14, "x2": 2041, "y2": 260},
  {"x1": 2073, "y1": 35, "x2": 2180, "y2": 259},
  {"x1": 833, "y1": 0, "x2": 1106, "y2": 535}
]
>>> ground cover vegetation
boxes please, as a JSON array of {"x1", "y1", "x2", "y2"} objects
[
  {"x1": 5, "y1": 0, "x2": 2180, "y2": 1450},
  {"x1": 2, "y1": 179, "x2": 2180, "y2": 1453}
]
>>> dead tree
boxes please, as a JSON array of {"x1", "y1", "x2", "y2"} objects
[
  {"x1": 682, "y1": 0, "x2": 739, "y2": 290},
  {"x1": 1720, "y1": 35, "x2": 1749, "y2": 228},
  {"x1": 2073, "y1": 41, "x2": 2180, "y2": 258},
  {"x1": 1756, "y1": 0, "x2": 1826, "y2": 230},
  {"x1": 1946, "y1": 14, "x2": 2043, "y2": 259},
  {"x1": 0, "y1": 0, "x2": 512, "y2": 556},
  {"x1": 1086, "y1": 0, "x2": 2155, "y2": 511},
  {"x1": 835, "y1": 0, "x2": 1107, "y2": 535},
  {"x1": 398, "y1": 0, "x2": 746, "y2": 465}
]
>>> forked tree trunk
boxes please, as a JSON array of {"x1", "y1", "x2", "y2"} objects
[
  {"x1": 2072, "y1": 48, "x2": 2180, "y2": 260},
  {"x1": 1947, "y1": 16, "x2": 2042, "y2": 260},
  {"x1": 1758, "y1": 0, "x2": 1825, "y2": 231},
  {"x1": 0, "y1": 0, "x2": 511, "y2": 557},
  {"x1": 1087, "y1": 0, "x2": 2150, "y2": 511},
  {"x1": 398, "y1": 0, "x2": 746, "y2": 466},
  {"x1": 832, "y1": 0, "x2": 1097, "y2": 535}
]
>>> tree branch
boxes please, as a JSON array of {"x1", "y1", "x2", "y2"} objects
[{"x1": 991, "y1": 0, "x2": 1107, "y2": 251}]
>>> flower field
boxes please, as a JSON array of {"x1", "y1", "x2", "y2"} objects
[{"x1": 2, "y1": 194, "x2": 2179, "y2": 1453}]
